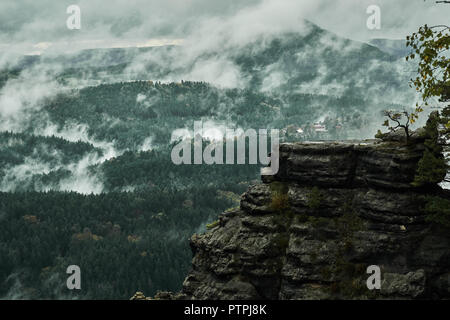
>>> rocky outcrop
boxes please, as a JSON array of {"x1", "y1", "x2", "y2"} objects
[{"x1": 138, "y1": 137, "x2": 450, "y2": 300}]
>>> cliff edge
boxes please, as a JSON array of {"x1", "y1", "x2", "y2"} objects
[{"x1": 134, "y1": 136, "x2": 450, "y2": 300}]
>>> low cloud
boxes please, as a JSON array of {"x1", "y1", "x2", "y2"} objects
[{"x1": 0, "y1": 63, "x2": 65, "y2": 131}]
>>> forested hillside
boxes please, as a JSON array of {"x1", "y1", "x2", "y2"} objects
[{"x1": 0, "y1": 189, "x2": 238, "y2": 299}]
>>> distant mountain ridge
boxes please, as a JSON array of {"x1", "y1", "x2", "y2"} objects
[{"x1": 368, "y1": 38, "x2": 409, "y2": 59}]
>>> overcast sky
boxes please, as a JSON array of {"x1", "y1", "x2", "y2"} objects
[{"x1": 0, "y1": 0, "x2": 448, "y2": 54}]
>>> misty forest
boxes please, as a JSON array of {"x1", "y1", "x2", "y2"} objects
[{"x1": 0, "y1": 2, "x2": 449, "y2": 300}]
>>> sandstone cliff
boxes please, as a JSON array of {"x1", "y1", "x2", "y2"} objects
[{"x1": 135, "y1": 135, "x2": 450, "y2": 300}]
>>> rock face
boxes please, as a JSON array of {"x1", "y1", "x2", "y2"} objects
[{"x1": 153, "y1": 138, "x2": 450, "y2": 300}]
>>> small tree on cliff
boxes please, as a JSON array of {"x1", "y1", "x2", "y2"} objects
[{"x1": 381, "y1": 110, "x2": 416, "y2": 143}]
